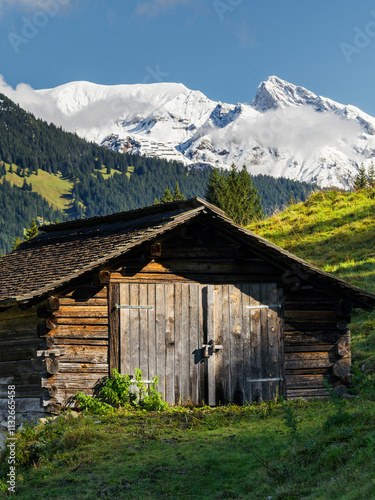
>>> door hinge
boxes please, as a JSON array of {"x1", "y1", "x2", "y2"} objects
[
  {"x1": 245, "y1": 304, "x2": 282, "y2": 310},
  {"x1": 115, "y1": 304, "x2": 153, "y2": 310},
  {"x1": 246, "y1": 377, "x2": 283, "y2": 383}
]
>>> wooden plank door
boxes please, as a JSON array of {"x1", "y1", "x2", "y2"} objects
[
  {"x1": 109, "y1": 282, "x2": 285, "y2": 406},
  {"x1": 207, "y1": 283, "x2": 285, "y2": 405}
]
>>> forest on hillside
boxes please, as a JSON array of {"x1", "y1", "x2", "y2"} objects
[{"x1": 0, "y1": 93, "x2": 317, "y2": 254}]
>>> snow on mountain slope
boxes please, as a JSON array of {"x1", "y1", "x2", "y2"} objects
[{"x1": 2, "y1": 75, "x2": 375, "y2": 189}]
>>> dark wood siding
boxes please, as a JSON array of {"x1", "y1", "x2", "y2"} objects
[
  {"x1": 0, "y1": 306, "x2": 45, "y2": 420},
  {"x1": 41, "y1": 284, "x2": 109, "y2": 411}
]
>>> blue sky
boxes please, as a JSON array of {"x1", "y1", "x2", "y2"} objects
[{"x1": 1, "y1": 0, "x2": 375, "y2": 114}]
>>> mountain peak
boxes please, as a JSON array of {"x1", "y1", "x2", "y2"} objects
[{"x1": 251, "y1": 76, "x2": 318, "y2": 112}]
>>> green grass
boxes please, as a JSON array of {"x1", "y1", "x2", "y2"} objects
[
  {"x1": 93, "y1": 166, "x2": 122, "y2": 180},
  {"x1": 249, "y1": 189, "x2": 375, "y2": 292},
  {"x1": 1, "y1": 400, "x2": 375, "y2": 499},
  {"x1": 5, "y1": 164, "x2": 75, "y2": 212}
]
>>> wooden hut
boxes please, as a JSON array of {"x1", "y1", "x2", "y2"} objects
[{"x1": 1, "y1": 197, "x2": 375, "y2": 422}]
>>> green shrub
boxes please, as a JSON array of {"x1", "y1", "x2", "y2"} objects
[{"x1": 74, "y1": 368, "x2": 168, "y2": 414}]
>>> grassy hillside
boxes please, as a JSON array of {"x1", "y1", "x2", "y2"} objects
[
  {"x1": 5, "y1": 163, "x2": 75, "y2": 212},
  {"x1": 1, "y1": 188, "x2": 375, "y2": 499}
]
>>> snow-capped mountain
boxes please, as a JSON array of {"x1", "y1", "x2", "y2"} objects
[{"x1": 3, "y1": 75, "x2": 375, "y2": 189}]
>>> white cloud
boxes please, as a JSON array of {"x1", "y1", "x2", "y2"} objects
[
  {"x1": 135, "y1": 0, "x2": 192, "y2": 18},
  {"x1": 0, "y1": 76, "x2": 162, "y2": 140},
  {"x1": 212, "y1": 106, "x2": 363, "y2": 160}
]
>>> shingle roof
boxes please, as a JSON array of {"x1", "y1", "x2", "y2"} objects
[{"x1": 1, "y1": 197, "x2": 375, "y2": 310}]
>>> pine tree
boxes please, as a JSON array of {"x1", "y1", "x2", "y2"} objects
[
  {"x1": 205, "y1": 167, "x2": 225, "y2": 207},
  {"x1": 160, "y1": 187, "x2": 173, "y2": 203},
  {"x1": 172, "y1": 182, "x2": 185, "y2": 201},
  {"x1": 355, "y1": 164, "x2": 368, "y2": 190},
  {"x1": 206, "y1": 164, "x2": 263, "y2": 225},
  {"x1": 368, "y1": 162, "x2": 375, "y2": 188},
  {"x1": 24, "y1": 218, "x2": 39, "y2": 241}
]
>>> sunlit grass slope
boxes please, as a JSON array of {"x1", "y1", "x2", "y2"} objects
[
  {"x1": 250, "y1": 189, "x2": 375, "y2": 292},
  {"x1": 5, "y1": 164, "x2": 74, "y2": 212}
]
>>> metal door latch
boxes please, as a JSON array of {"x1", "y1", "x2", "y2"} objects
[{"x1": 202, "y1": 340, "x2": 223, "y2": 358}]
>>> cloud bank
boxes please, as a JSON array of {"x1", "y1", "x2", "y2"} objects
[{"x1": 212, "y1": 106, "x2": 363, "y2": 160}]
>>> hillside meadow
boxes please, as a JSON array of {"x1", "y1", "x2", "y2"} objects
[{"x1": 1, "y1": 189, "x2": 375, "y2": 499}]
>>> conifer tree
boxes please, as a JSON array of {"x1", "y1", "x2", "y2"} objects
[
  {"x1": 205, "y1": 167, "x2": 225, "y2": 207},
  {"x1": 206, "y1": 164, "x2": 263, "y2": 225},
  {"x1": 368, "y1": 162, "x2": 375, "y2": 188},
  {"x1": 172, "y1": 182, "x2": 185, "y2": 201},
  {"x1": 160, "y1": 187, "x2": 173, "y2": 203},
  {"x1": 24, "y1": 218, "x2": 39, "y2": 241},
  {"x1": 354, "y1": 164, "x2": 368, "y2": 190}
]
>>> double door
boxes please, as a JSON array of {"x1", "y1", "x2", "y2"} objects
[{"x1": 110, "y1": 282, "x2": 285, "y2": 405}]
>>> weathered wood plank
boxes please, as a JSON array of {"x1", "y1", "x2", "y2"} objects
[
  {"x1": 198, "y1": 285, "x2": 205, "y2": 406},
  {"x1": 230, "y1": 284, "x2": 244, "y2": 405},
  {"x1": 260, "y1": 284, "x2": 270, "y2": 402},
  {"x1": 165, "y1": 283, "x2": 175, "y2": 405},
  {"x1": 214, "y1": 285, "x2": 224, "y2": 405},
  {"x1": 189, "y1": 284, "x2": 199, "y2": 405},
  {"x1": 58, "y1": 298, "x2": 108, "y2": 307},
  {"x1": 129, "y1": 283, "x2": 140, "y2": 375},
  {"x1": 147, "y1": 284, "x2": 156, "y2": 383},
  {"x1": 47, "y1": 338, "x2": 108, "y2": 346},
  {"x1": 241, "y1": 284, "x2": 252, "y2": 404},
  {"x1": 109, "y1": 283, "x2": 119, "y2": 374},
  {"x1": 284, "y1": 310, "x2": 337, "y2": 323},
  {"x1": 250, "y1": 284, "x2": 262, "y2": 402},
  {"x1": 49, "y1": 325, "x2": 109, "y2": 339},
  {"x1": 174, "y1": 283, "x2": 182, "y2": 405},
  {"x1": 59, "y1": 362, "x2": 108, "y2": 373},
  {"x1": 285, "y1": 331, "x2": 350, "y2": 345},
  {"x1": 54, "y1": 307, "x2": 108, "y2": 318},
  {"x1": 206, "y1": 285, "x2": 215, "y2": 406},
  {"x1": 120, "y1": 283, "x2": 130, "y2": 375},
  {"x1": 53, "y1": 317, "x2": 108, "y2": 326},
  {"x1": 155, "y1": 284, "x2": 166, "y2": 400},
  {"x1": 287, "y1": 388, "x2": 329, "y2": 398},
  {"x1": 139, "y1": 284, "x2": 149, "y2": 380},
  {"x1": 180, "y1": 283, "x2": 190, "y2": 404},
  {"x1": 286, "y1": 374, "x2": 337, "y2": 388},
  {"x1": 58, "y1": 345, "x2": 108, "y2": 364},
  {"x1": 267, "y1": 284, "x2": 281, "y2": 400},
  {"x1": 221, "y1": 284, "x2": 231, "y2": 403},
  {"x1": 0, "y1": 329, "x2": 40, "y2": 341}
]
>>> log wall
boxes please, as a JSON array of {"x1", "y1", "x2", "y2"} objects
[
  {"x1": 0, "y1": 305, "x2": 46, "y2": 427},
  {"x1": 40, "y1": 285, "x2": 109, "y2": 412},
  {"x1": 284, "y1": 291, "x2": 351, "y2": 398}
]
